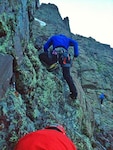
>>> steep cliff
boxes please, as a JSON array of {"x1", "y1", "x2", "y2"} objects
[{"x1": 0, "y1": 1, "x2": 113, "y2": 150}]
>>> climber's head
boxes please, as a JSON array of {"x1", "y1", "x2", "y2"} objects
[{"x1": 45, "y1": 124, "x2": 66, "y2": 135}]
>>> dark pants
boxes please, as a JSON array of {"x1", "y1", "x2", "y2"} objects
[
  {"x1": 39, "y1": 52, "x2": 77, "y2": 96},
  {"x1": 100, "y1": 99, "x2": 103, "y2": 104}
]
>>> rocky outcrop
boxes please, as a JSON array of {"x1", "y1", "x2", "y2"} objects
[
  {"x1": 0, "y1": 1, "x2": 113, "y2": 150},
  {"x1": 63, "y1": 17, "x2": 71, "y2": 32},
  {"x1": 0, "y1": 54, "x2": 13, "y2": 99}
]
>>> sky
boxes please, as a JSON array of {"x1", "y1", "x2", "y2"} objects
[{"x1": 40, "y1": 0, "x2": 113, "y2": 48}]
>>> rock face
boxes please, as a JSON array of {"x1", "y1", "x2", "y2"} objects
[
  {"x1": 0, "y1": 54, "x2": 13, "y2": 99},
  {"x1": 0, "y1": 1, "x2": 113, "y2": 150}
]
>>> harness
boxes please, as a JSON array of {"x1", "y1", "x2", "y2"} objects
[{"x1": 52, "y1": 47, "x2": 71, "y2": 67}]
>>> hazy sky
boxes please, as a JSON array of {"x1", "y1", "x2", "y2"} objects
[{"x1": 40, "y1": 0, "x2": 113, "y2": 48}]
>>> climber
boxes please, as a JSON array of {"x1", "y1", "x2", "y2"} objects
[
  {"x1": 14, "y1": 124, "x2": 77, "y2": 150},
  {"x1": 39, "y1": 34, "x2": 79, "y2": 99},
  {"x1": 99, "y1": 93, "x2": 106, "y2": 104}
]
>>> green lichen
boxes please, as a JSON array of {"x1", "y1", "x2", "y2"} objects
[
  {"x1": 9, "y1": 131, "x2": 18, "y2": 142},
  {"x1": 17, "y1": 55, "x2": 37, "y2": 89},
  {"x1": 0, "y1": 13, "x2": 15, "y2": 53}
]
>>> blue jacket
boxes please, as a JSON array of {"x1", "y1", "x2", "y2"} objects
[
  {"x1": 99, "y1": 93, "x2": 105, "y2": 100},
  {"x1": 44, "y1": 34, "x2": 79, "y2": 57}
]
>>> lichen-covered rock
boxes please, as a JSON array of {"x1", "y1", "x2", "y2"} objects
[
  {"x1": 0, "y1": 22, "x2": 7, "y2": 37},
  {"x1": 0, "y1": 89, "x2": 36, "y2": 149}
]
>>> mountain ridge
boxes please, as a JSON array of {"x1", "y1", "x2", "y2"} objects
[{"x1": 0, "y1": 1, "x2": 113, "y2": 149}]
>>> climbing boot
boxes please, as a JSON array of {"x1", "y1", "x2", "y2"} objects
[
  {"x1": 69, "y1": 93, "x2": 77, "y2": 100},
  {"x1": 47, "y1": 63, "x2": 58, "y2": 71}
]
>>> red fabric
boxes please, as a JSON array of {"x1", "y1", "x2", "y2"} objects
[{"x1": 14, "y1": 129, "x2": 77, "y2": 150}]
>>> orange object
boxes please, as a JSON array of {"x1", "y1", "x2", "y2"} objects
[{"x1": 63, "y1": 58, "x2": 67, "y2": 64}]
